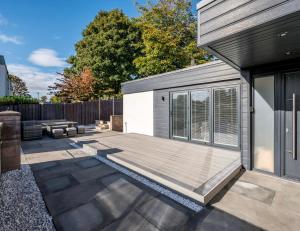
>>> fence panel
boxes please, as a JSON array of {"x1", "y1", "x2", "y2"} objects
[{"x1": 0, "y1": 99, "x2": 122, "y2": 125}]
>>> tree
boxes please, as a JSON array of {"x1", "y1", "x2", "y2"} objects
[
  {"x1": 65, "y1": 10, "x2": 142, "y2": 96},
  {"x1": 134, "y1": 0, "x2": 212, "y2": 77},
  {"x1": 40, "y1": 96, "x2": 48, "y2": 104},
  {"x1": 8, "y1": 74, "x2": 30, "y2": 97},
  {"x1": 49, "y1": 68, "x2": 97, "y2": 102}
]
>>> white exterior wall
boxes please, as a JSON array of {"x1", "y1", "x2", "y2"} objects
[{"x1": 123, "y1": 91, "x2": 154, "y2": 136}]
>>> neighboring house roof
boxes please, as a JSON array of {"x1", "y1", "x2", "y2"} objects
[
  {"x1": 0, "y1": 55, "x2": 6, "y2": 65},
  {"x1": 0, "y1": 55, "x2": 10, "y2": 96},
  {"x1": 121, "y1": 60, "x2": 241, "y2": 94}
]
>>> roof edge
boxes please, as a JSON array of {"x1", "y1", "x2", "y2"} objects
[
  {"x1": 122, "y1": 60, "x2": 223, "y2": 86},
  {"x1": 196, "y1": 0, "x2": 216, "y2": 10}
]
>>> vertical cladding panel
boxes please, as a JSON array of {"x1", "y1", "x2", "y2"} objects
[
  {"x1": 240, "y1": 71, "x2": 251, "y2": 169},
  {"x1": 154, "y1": 90, "x2": 170, "y2": 139},
  {"x1": 123, "y1": 91, "x2": 154, "y2": 136}
]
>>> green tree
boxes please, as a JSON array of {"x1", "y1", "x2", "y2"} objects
[
  {"x1": 40, "y1": 96, "x2": 48, "y2": 104},
  {"x1": 134, "y1": 0, "x2": 212, "y2": 77},
  {"x1": 8, "y1": 74, "x2": 30, "y2": 97},
  {"x1": 66, "y1": 9, "x2": 142, "y2": 96}
]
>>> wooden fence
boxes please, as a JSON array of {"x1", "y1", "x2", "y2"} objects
[{"x1": 0, "y1": 99, "x2": 123, "y2": 125}]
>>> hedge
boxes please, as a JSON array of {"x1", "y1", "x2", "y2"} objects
[{"x1": 0, "y1": 96, "x2": 39, "y2": 105}]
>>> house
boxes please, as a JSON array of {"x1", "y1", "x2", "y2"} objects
[
  {"x1": 122, "y1": 0, "x2": 300, "y2": 184},
  {"x1": 0, "y1": 55, "x2": 10, "y2": 96}
]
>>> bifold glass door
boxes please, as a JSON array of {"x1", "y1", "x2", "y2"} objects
[
  {"x1": 171, "y1": 86, "x2": 239, "y2": 148},
  {"x1": 191, "y1": 90, "x2": 210, "y2": 142},
  {"x1": 172, "y1": 92, "x2": 188, "y2": 139}
]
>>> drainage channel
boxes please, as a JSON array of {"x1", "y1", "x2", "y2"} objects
[{"x1": 69, "y1": 142, "x2": 203, "y2": 213}]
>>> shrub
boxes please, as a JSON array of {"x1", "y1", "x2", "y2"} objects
[{"x1": 0, "y1": 96, "x2": 39, "y2": 105}]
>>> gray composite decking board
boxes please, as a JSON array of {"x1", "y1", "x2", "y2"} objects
[
  {"x1": 121, "y1": 61, "x2": 241, "y2": 94},
  {"x1": 83, "y1": 133, "x2": 241, "y2": 204},
  {"x1": 197, "y1": 0, "x2": 300, "y2": 46}
]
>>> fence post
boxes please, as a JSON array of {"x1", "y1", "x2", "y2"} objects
[
  {"x1": 98, "y1": 98, "x2": 101, "y2": 121},
  {"x1": 112, "y1": 97, "x2": 115, "y2": 116}
]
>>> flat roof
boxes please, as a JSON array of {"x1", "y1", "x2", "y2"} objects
[
  {"x1": 122, "y1": 60, "x2": 222, "y2": 86},
  {"x1": 121, "y1": 60, "x2": 241, "y2": 94}
]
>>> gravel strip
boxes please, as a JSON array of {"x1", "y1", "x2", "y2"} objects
[{"x1": 0, "y1": 165, "x2": 55, "y2": 231}]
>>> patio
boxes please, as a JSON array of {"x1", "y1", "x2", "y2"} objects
[
  {"x1": 16, "y1": 130, "x2": 300, "y2": 230},
  {"x1": 82, "y1": 133, "x2": 241, "y2": 204}
]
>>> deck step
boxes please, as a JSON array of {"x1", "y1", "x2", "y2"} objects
[{"x1": 82, "y1": 139, "x2": 242, "y2": 205}]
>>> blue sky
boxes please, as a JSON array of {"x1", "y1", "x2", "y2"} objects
[{"x1": 0, "y1": 0, "x2": 197, "y2": 98}]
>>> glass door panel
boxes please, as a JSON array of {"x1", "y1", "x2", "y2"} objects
[
  {"x1": 213, "y1": 87, "x2": 239, "y2": 147},
  {"x1": 172, "y1": 92, "x2": 188, "y2": 139},
  {"x1": 191, "y1": 90, "x2": 210, "y2": 142},
  {"x1": 253, "y1": 76, "x2": 274, "y2": 173}
]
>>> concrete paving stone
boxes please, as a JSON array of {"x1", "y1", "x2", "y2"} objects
[
  {"x1": 189, "y1": 207, "x2": 263, "y2": 231},
  {"x1": 94, "y1": 177, "x2": 150, "y2": 219},
  {"x1": 42, "y1": 175, "x2": 78, "y2": 194},
  {"x1": 30, "y1": 161, "x2": 59, "y2": 172},
  {"x1": 75, "y1": 158, "x2": 102, "y2": 169},
  {"x1": 33, "y1": 163, "x2": 80, "y2": 183},
  {"x1": 71, "y1": 165, "x2": 117, "y2": 183},
  {"x1": 100, "y1": 173, "x2": 160, "y2": 197},
  {"x1": 45, "y1": 181, "x2": 108, "y2": 217},
  {"x1": 101, "y1": 211, "x2": 159, "y2": 231},
  {"x1": 25, "y1": 150, "x2": 73, "y2": 164},
  {"x1": 136, "y1": 196, "x2": 190, "y2": 231},
  {"x1": 56, "y1": 202, "x2": 104, "y2": 231},
  {"x1": 229, "y1": 180, "x2": 276, "y2": 204},
  {"x1": 67, "y1": 149, "x2": 91, "y2": 158}
]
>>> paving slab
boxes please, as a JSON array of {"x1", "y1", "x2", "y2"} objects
[
  {"x1": 45, "y1": 181, "x2": 108, "y2": 216},
  {"x1": 56, "y1": 202, "x2": 104, "y2": 231},
  {"x1": 189, "y1": 207, "x2": 263, "y2": 231},
  {"x1": 101, "y1": 211, "x2": 159, "y2": 231},
  {"x1": 136, "y1": 196, "x2": 190, "y2": 231},
  {"x1": 71, "y1": 164, "x2": 117, "y2": 183},
  {"x1": 229, "y1": 180, "x2": 276, "y2": 204},
  {"x1": 33, "y1": 163, "x2": 80, "y2": 183},
  {"x1": 42, "y1": 175, "x2": 78, "y2": 194},
  {"x1": 30, "y1": 161, "x2": 59, "y2": 171},
  {"x1": 75, "y1": 158, "x2": 102, "y2": 169}
]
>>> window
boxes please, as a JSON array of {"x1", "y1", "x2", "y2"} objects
[
  {"x1": 171, "y1": 85, "x2": 239, "y2": 148},
  {"x1": 172, "y1": 92, "x2": 188, "y2": 138},
  {"x1": 191, "y1": 90, "x2": 210, "y2": 142},
  {"x1": 214, "y1": 87, "x2": 239, "y2": 147}
]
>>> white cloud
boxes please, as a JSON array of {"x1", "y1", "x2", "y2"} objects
[
  {"x1": 0, "y1": 14, "x2": 8, "y2": 26},
  {"x1": 7, "y1": 64, "x2": 60, "y2": 97},
  {"x1": 0, "y1": 34, "x2": 22, "y2": 44},
  {"x1": 28, "y1": 48, "x2": 67, "y2": 67}
]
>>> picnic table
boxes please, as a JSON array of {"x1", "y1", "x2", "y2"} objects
[
  {"x1": 41, "y1": 121, "x2": 78, "y2": 128},
  {"x1": 42, "y1": 121, "x2": 78, "y2": 137}
]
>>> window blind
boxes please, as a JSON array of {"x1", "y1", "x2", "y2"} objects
[{"x1": 213, "y1": 87, "x2": 238, "y2": 147}]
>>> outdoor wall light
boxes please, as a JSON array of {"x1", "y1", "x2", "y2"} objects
[
  {"x1": 162, "y1": 96, "x2": 165, "y2": 101},
  {"x1": 278, "y1": 31, "x2": 288, "y2": 37},
  {"x1": 285, "y1": 51, "x2": 292, "y2": 56}
]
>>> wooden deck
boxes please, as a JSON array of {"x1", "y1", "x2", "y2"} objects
[{"x1": 83, "y1": 133, "x2": 241, "y2": 205}]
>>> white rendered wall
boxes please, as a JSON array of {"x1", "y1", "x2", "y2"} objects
[{"x1": 123, "y1": 91, "x2": 154, "y2": 136}]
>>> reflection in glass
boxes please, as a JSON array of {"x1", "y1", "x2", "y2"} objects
[
  {"x1": 254, "y1": 76, "x2": 274, "y2": 173},
  {"x1": 191, "y1": 90, "x2": 210, "y2": 142},
  {"x1": 172, "y1": 92, "x2": 188, "y2": 138}
]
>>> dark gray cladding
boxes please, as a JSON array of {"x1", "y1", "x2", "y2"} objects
[
  {"x1": 197, "y1": 0, "x2": 300, "y2": 47},
  {"x1": 122, "y1": 61, "x2": 241, "y2": 94}
]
